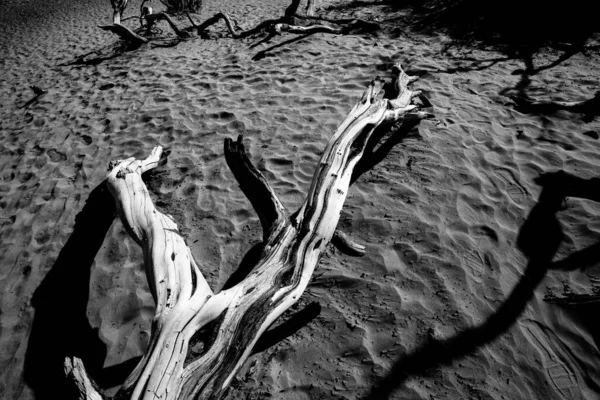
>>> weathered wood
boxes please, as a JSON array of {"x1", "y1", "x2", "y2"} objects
[
  {"x1": 64, "y1": 358, "x2": 104, "y2": 400},
  {"x1": 97, "y1": 0, "x2": 377, "y2": 46},
  {"x1": 110, "y1": 0, "x2": 129, "y2": 24},
  {"x1": 145, "y1": 12, "x2": 191, "y2": 38},
  {"x1": 274, "y1": 22, "x2": 341, "y2": 35},
  {"x1": 332, "y1": 230, "x2": 365, "y2": 256},
  {"x1": 305, "y1": 0, "x2": 316, "y2": 17},
  {"x1": 67, "y1": 63, "x2": 435, "y2": 400},
  {"x1": 195, "y1": 12, "x2": 281, "y2": 39},
  {"x1": 195, "y1": 12, "x2": 245, "y2": 38},
  {"x1": 195, "y1": 0, "x2": 377, "y2": 40},
  {"x1": 139, "y1": 0, "x2": 152, "y2": 27},
  {"x1": 223, "y1": 136, "x2": 287, "y2": 240},
  {"x1": 283, "y1": 0, "x2": 303, "y2": 19},
  {"x1": 293, "y1": 13, "x2": 379, "y2": 29},
  {"x1": 98, "y1": 23, "x2": 149, "y2": 44}
]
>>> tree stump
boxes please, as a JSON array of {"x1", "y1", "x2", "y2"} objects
[{"x1": 65, "y1": 63, "x2": 436, "y2": 400}]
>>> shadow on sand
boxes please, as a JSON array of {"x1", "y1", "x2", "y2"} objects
[
  {"x1": 329, "y1": 0, "x2": 599, "y2": 121},
  {"x1": 363, "y1": 170, "x2": 600, "y2": 399},
  {"x1": 23, "y1": 181, "x2": 124, "y2": 398}
]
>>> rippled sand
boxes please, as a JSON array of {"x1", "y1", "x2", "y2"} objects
[{"x1": 1, "y1": 0, "x2": 600, "y2": 399}]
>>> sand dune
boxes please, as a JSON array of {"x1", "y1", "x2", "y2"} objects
[{"x1": 1, "y1": 0, "x2": 600, "y2": 399}]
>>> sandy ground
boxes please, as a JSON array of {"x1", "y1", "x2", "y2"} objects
[{"x1": 1, "y1": 0, "x2": 600, "y2": 399}]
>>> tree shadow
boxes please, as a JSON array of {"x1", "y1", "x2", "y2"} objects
[
  {"x1": 24, "y1": 182, "x2": 115, "y2": 399},
  {"x1": 24, "y1": 174, "x2": 157, "y2": 398},
  {"x1": 507, "y1": 91, "x2": 600, "y2": 123},
  {"x1": 328, "y1": 0, "x2": 599, "y2": 105},
  {"x1": 363, "y1": 170, "x2": 600, "y2": 399}
]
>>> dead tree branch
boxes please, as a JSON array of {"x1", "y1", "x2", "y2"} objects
[
  {"x1": 66, "y1": 63, "x2": 435, "y2": 400},
  {"x1": 97, "y1": 0, "x2": 378, "y2": 51},
  {"x1": 98, "y1": 23, "x2": 149, "y2": 44},
  {"x1": 145, "y1": 12, "x2": 191, "y2": 38}
]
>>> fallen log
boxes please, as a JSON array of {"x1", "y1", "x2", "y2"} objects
[
  {"x1": 98, "y1": 23, "x2": 148, "y2": 44},
  {"x1": 274, "y1": 18, "x2": 378, "y2": 35},
  {"x1": 510, "y1": 91, "x2": 600, "y2": 122},
  {"x1": 66, "y1": 63, "x2": 435, "y2": 400},
  {"x1": 196, "y1": 0, "x2": 378, "y2": 40},
  {"x1": 110, "y1": 0, "x2": 129, "y2": 24}
]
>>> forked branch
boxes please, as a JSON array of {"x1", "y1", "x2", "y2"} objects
[{"x1": 67, "y1": 62, "x2": 435, "y2": 400}]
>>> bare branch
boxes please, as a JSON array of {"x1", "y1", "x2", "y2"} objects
[
  {"x1": 145, "y1": 12, "x2": 191, "y2": 38},
  {"x1": 332, "y1": 230, "x2": 365, "y2": 256},
  {"x1": 64, "y1": 357, "x2": 105, "y2": 400},
  {"x1": 98, "y1": 23, "x2": 148, "y2": 44},
  {"x1": 69, "y1": 62, "x2": 437, "y2": 400}
]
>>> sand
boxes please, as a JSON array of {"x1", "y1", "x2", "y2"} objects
[{"x1": 1, "y1": 0, "x2": 600, "y2": 399}]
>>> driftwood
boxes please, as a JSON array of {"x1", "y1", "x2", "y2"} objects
[
  {"x1": 144, "y1": 12, "x2": 191, "y2": 38},
  {"x1": 305, "y1": 0, "x2": 316, "y2": 17},
  {"x1": 98, "y1": 0, "x2": 377, "y2": 48},
  {"x1": 98, "y1": 23, "x2": 149, "y2": 44},
  {"x1": 274, "y1": 19, "x2": 378, "y2": 35},
  {"x1": 65, "y1": 63, "x2": 434, "y2": 400},
  {"x1": 99, "y1": 11, "x2": 189, "y2": 45},
  {"x1": 195, "y1": 0, "x2": 378, "y2": 39},
  {"x1": 140, "y1": 0, "x2": 152, "y2": 27}
]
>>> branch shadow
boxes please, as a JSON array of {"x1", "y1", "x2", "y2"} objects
[
  {"x1": 24, "y1": 176, "x2": 153, "y2": 397},
  {"x1": 330, "y1": 1, "x2": 599, "y2": 111},
  {"x1": 221, "y1": 117, "x2": 425, "y2": 356},
  {"x1": 59, "y1": 40, "x2": 143, "y2": 67},
  {"x1": 352, "y1": 119, "x2": 421, "y2": 184},
  {"x1": 252, "y1": 33, "x2": 315, "y2": 61},
  {"x1": 508, "y1": 91, "x2": 600, "y2": 123},
  {"x1": 363, "y1": 170, "x2": 600, "y2": 399},
  {"x1": 24, "y1": 182, "x2": 115, "y2": 398}
]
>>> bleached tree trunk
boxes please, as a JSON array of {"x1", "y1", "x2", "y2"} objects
[{"x1": 65, "y1": 63, "x2": 435, "y2": 400}]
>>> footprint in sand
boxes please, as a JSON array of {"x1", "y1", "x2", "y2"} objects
[
  {"x1": 463, "y1": 250, "x2": 485, "y2": 278},
  {"x1": 493, "y1": 168, "x2": 528, "y2": 205},
  {"x1": 80, "y1": 135, "x2": 92, "y2": 145},
  {"x1": 47, "y1": 148, "x2": 66, "y2": 162},
  {"x1": 471, "y1": 128, "x2": 489, "y2": 143},
  {"x1": 99, "y1": 83, "x2": 115, "y2": 91},
  {"x1": 519, "y1": 319, "x2": 582, "y2": 400}
]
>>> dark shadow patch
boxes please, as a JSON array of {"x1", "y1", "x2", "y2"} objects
[
  {"x1": 252, "y1": 301, "x2": 321, "y2": 354},
  {"x1": 24, "y1": 182, "x2": 114, "y2": 399},
  {"x1": 363, "y1": 170, "x2": 600, "y2": 399},
  {"x1": 222, "y1": 242, "x2": 266, "y2": 290}
]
